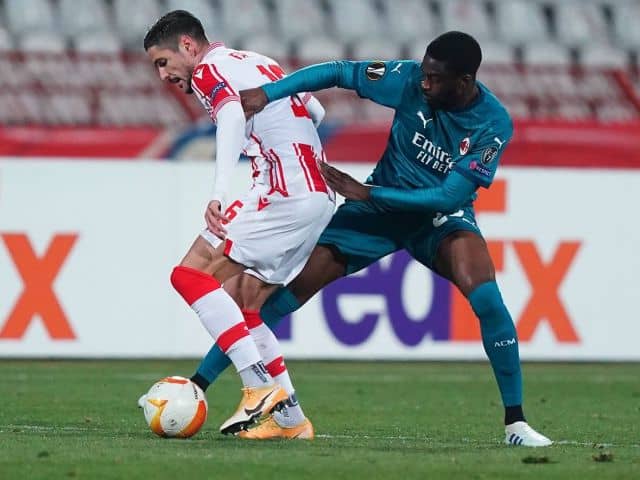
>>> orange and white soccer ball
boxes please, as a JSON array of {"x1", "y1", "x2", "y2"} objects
[{"x1": 142, "y1": 376, "x2": 208, "y2": 438}]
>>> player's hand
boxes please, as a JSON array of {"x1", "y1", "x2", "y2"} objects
[
  {"x1": 240, "y1": 87, "x2": 268, "y2": 119},
  {"x1": 205, "y1": 200, "x2": 228, "y2": 239},
  {"x1": 320, "y1": 163, "x2": 371, "y2": 201}
]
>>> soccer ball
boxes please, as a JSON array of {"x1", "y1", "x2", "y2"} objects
[{"x1": 142, "y1": 376, "x2": 208, "y2": 438}]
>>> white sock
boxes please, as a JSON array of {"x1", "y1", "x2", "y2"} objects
[
  {"x1": 171, "y1": 267, "x2": 271, "y2": 388},
  {"x1": 238, "y1": 361, "x2": 272, "y2": 388},
  {"x1": 243, "y1": 310, "x2": 305, "y2": 425},
  {"x1": 273, "y1": 393, "x2": 305, "y2": 427}
]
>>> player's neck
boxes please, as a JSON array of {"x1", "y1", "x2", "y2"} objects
[
  {"x1": 462, "y1": 83, "x2": 480, "y2": 107},
  {"x1": 453, "y1": 84, "x2": 480, "y2": 110},
  {"x1": 192, "y1": 42, "x2": 210, "y2": 66}
]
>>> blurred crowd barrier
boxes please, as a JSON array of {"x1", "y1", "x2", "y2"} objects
[{"x1": 1, "y1": 159, "x2": 638, "y2": 360}]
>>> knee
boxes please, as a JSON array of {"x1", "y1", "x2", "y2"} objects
[
  {"x1": 170, "y1": 265, "x2": 220, "y2": 305},
  {"x1": 468, "y1": 281, "x2": 507, "y2": 321}
]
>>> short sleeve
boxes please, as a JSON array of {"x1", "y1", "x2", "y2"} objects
[
  {"x1": 454, "y1": 122, "x2": 513, "y2": 189},
  {"x1": 191, "y1": 63, "x2": 240, "y2": 120},
  {"x1": 351, "y1": 60, "x2": 416, "y2": 109}
]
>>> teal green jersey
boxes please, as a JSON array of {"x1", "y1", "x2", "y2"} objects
[
  {"x1": 261, "y1": 60, "x2": 513, "y2": 211},
  {"x1": 351, "y1": 60, "x2": 512, "y2": 193}
]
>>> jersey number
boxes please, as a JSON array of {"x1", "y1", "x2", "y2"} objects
[
  {"x1": 432, "y1": 210, "x2": 464, "y2": 228},
  {"x1": 257, "y1": 64, "x2": 311, "y2": 119}
]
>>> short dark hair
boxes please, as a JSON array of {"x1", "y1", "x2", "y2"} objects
[
  {"x1": 143, "y1": 10, "x2": 208, "y2": 51},
  {"x1": 425, "y1": 31, "x2": 482, "y2": 77}
]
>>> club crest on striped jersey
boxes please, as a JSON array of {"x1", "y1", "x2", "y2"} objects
[
  {"x1": 365, "y1": 61, "x2": 386, "y2": 81},
  {"x1": 459, "y1": 137, "x2": 470, "y2": 155}
]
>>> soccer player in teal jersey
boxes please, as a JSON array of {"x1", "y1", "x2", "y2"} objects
[{"x1": 192, "y1": 31, "x2": 552, "y2": 446}]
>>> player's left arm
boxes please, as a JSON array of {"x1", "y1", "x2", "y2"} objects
[
  {"x1": 325, "y1": 122, "x2": 513, "y2": 212},
  {"x1": 368, "y1": 170, "x2": 478, "y2": 212},
  {"x1": 320, "y1": 162, "x2": 473, "y2": 212}
]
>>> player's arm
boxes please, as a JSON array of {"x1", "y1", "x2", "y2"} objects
[
  {"x1": 191, "y1": 62, "x2": 246, "y2": 236},
  {"x1": 369, "y1": 171, "x2": 478, "y2": 212},
  {"x1": 369, "y1": 131, "x2": 512, "y2": 212},
  {"x1": 321, "y1": 162, "x2": 477, "y2": 212},
  {"x1": 202, "y1": 100, "x2": 246, "y2": 238},
  {"x1": 212, "y1": 101, "x2": 246, "y2": 207},
  {"x1": 242, "y1": 60, "x2": 411, "y2": 116}
]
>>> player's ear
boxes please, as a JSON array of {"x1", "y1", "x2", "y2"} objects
[
  {"x1": 179, "y1": 34, "x2": 194, "y2": 54},
  {"x1": 458, "y1": 73, "x2": 473, "y2": 90}
]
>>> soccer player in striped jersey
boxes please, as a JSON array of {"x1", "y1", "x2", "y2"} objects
[{"x1": 142, "y1": 10, "x2": 335, "y2": 439}]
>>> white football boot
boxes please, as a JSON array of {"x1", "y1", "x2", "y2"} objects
[
  {"x1": 137, "y1": 394, "x2": 146, "y2": 408},
  {"x1": 505, "y1": 421, "x2": 553, "y2": 447}
]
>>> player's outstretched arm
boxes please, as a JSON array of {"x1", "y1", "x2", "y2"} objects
[
  {"x1": 321, "y1": 163, "x2": 477, "y2": 213},
  {"x1": 370, "y1": 171, "x2": 477, "y2": 212},
  {"x1": 240, "y1": 62, "x2": 358, "y2": 118}
]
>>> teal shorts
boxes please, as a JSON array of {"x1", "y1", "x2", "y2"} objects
[{"x1": 318, "y1": 199, "x2": 483, "y2": 274}]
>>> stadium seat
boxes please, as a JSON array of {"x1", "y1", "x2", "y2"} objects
[
  {"x1": 326, "y1": 0, "x2": 387, "y2": 42},
  {"x1": 494, "y1": 0, "x2": 549, "y2": 46},
  {"x1": 4, "y1": 0, "x2": 57, "y2": 34},
  {"x1": 597, "y1": 101, "x2": 637, "y2": 122},
  {"x1": 611, "y1": 1, "x2": 640, "y2": 49},
  {"x1": 217, "y1": 0, "x2": 272, "y2": 47},
  {"x1": 580, "y1": 44, "x2": 629, "y2": 69},
  {"x1": 555, "y1": 102, "x2": 592, "y2": 121},
  {"x1": 521, "y1": 42, "x2": 572, "y2": 66},
  {"x1": 479, "y1": 42, "x2": 516, "y2": 65},
  {"x1": 295, "y1": 36, "x2": 345, "y2": 62},
  {"x1": 273, "y1": 0, "x2": 329, "y2": 42},
  {"x1": 0, "y1": 27, "x2": 13, "y2": 51},
  {"x1": 350, "y1": 38, "x2": 404, "y2": 61},
  {"x1": 73, "y1": 31, "x2": 123, "y2": 55},
  {"x1": 19, "y1": 31, "x2": 66, "y2": 53},
  {"x1": 437, "y1": 0, "x2": 493, "y2": 41},
  {"x1": 501, "y1": 98, "x2": 531, "y2": 119},
  {"x1": 553, "y1": 1, "x2": 609, "y2": 47},
  {"x1": 59, "y1": 0, "x2": 111, "y2": 39},
  {"x1": 113, "y1": 0, "x2": 162, "y2": 49},
  {"x1": 241, "y1": 34, "x2": 291, "y2": 61},
  {"x1": 379, "y1": 0, "x2": 437, "y2": 44},
  {"x1": 409, "y1": 38, "x2": 513, "y2": 64},
  {"x1": 165, "y1": 0, "x2": 219, "y2": 38}
]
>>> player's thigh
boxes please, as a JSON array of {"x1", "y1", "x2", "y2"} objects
[
  {"x1": 287, "y1": 244, "x2": 348, "y2": 305},
  {"x1": 224, "y1": 272, "x2": 280, "y2": 311},
  {"x1": 317, "y1": 199, "x2": 409, "y2": 275},
  {"x1": 406, "y1": 208, "x2": 494, "y2": 297},
  {"x1": 180, "y1": 236, "x2": 246, "y2": 282}
]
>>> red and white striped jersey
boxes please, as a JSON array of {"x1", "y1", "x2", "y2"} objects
[{"x1": 190, "y1": 42, "x2": 332, "y2": 199}]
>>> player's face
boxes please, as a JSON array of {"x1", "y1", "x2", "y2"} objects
[
  {"x1": 420, "y1": 56, "x2": 460, "y2": 110},
  {"x1": 147, "y1": 44, "x2": 195, "y2": 94}
]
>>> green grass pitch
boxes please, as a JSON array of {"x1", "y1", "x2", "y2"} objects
[{"x1": 0, "y1": 361, "x2": 638, "y2": 479}]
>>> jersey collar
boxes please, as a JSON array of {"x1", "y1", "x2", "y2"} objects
[{"x1": 203, "y1": 41, "x2": 225, "y2": 56}]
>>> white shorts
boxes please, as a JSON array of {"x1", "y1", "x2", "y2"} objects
[{"x1": 201, "y1": 186, "x2": 335, "y2": 285}]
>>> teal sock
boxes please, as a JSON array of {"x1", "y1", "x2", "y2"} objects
[
  {"x1": 192, "y1": 287, "x2": 301, "y2": 391},
  {"x1": 260, "y1": 287, "x2": 301, "y2": 325},
  {"x1": 468, "y1": 281, "x2": 523, "y2": 407}
]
